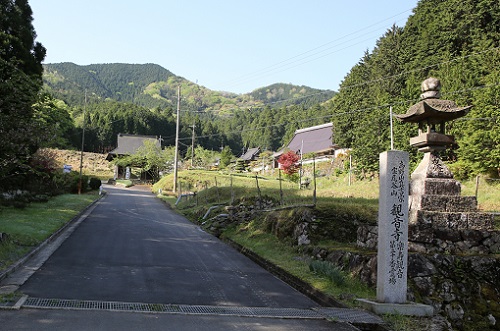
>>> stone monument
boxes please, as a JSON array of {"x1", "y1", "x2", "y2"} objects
[
  {"x1": 376, "y1": 151, "x2": 409, "y2": 304},
  {"x1": 358, "y1": 150, "x2": 433, "y2": 316},
  {"x1": 396, "y1": 77, "x2": 494, "y2": 253},
  {"x1": 359, "y1": 78, "x2": 496, "y2": 321},
  {"x1": 395, "y1": 77, "x2": 473, "y2": 225}
]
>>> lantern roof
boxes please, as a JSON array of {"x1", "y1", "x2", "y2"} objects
[
  {"x1": 396, "y1": 98, "x2": 471, "y2": 124},
  {"x1": 395, "y1": 77, "x2": 471, "y2": 124}
]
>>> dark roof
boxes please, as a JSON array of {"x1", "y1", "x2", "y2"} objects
[
  {"x1": 277, "y1": 123, "x2": 334, "y2": 156},
  {"x1": 106, "y1": 134, "x2": 160, "y2": 160},
  {"x1": 240, "y1": 147, "x2": 261, "y2": 161},
  {"x1": 395, "y1": 99, "x2": 471, "y2": 124}
]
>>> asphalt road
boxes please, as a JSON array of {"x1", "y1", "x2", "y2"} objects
[
  {"x1": 20, "y1": 185, "x2": 317, "y2": 308},
  {"x1": 0, "y1": 185, "x2": 366, "y2": 330}
]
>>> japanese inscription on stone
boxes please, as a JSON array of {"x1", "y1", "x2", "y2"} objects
[
  {"x1": 388, "y1": 161, "x2": 407, "y2": 285},
  {"x1": 377, "y1": 150, "x2": 409, "y2": 304}
]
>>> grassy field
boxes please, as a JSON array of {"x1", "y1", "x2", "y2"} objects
[
  {"x1": 155, "y1": 169, "x2": 500, "y2": 212},
  {"x1": 0, "y1": 192, "x2": 99, "y2": 272}
]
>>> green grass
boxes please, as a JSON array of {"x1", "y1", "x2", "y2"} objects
[
  {"x1": 222, "y1": 226, "x2": 375, "y2": 306},
  {"x1": 168, "y1": 169, "x2": 500, "y2": 329},
  {"x1": 461, "y1": 177, "x2": 500, "y2": 212},
  {"x1": 154, "y1": 170, "x2": 314, "y2": 207},
  {"x1": 115, "y1": 179, "x2": 133, "y2": 187},
  {"x1": 0, "y1": 192, "x2": 99, "y2": 271},
  {"x1": 160, "y1": 169, "x2": 500, "y2": 212}
]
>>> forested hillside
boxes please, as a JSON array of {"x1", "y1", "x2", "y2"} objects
[
  {"x1": 249, "y1": 83, "x2": 335, "y2": 108},
  {"x1": 43, "y1": 63, "x2": 334, "y2": 112},
  {"x1": 330, "y1": 0, "x2": 500, "y2": 178},
  {"x1": 40, "y1": 0, "x2": 499, "y2": 179},
  {"x1": 43, "y1": 63, "x2": 175, "y2": 108}
]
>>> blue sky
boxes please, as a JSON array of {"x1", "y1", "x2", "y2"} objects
[{"x1": 30, "y1": 1, "x2": 419, "y2": 94}]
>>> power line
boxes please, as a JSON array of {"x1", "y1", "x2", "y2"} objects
[
  {"x1": 164, "y1": 49, "x2": 500, "y2": 143},
  {"x1": 176, "y1": 82, "x2": 500, "y2": 143},
  {"x1": 340, "y1": 46, "x2": 500, "y2": 92},
  {"x1": 237, "y1": 46, "x2": 500, "y2": 111},
  {"x1": 225, "y1": 30, "x2": 394, "y2": 90},
  {"x1": 188, "y1": 46, "x2": 500, "y2": 115},
  {"x1": 219, "y1": 8, "x2": 414, "y2": 90}
]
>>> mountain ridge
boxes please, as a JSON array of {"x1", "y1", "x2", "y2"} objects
[{"x1": 42, "y1": 62, "x2": 336, "y2": 112}]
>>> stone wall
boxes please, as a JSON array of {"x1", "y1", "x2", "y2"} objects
[
  {"x1": 301, "y1": 213, "x2": 499, "y2": 329},
  {"x1": 358, "y1": 223, "x2": 500, "y2": 255},
  {"x1": 203, "y1": 200, "x2": 499, "y2": 329},
  {"x1": 356, "y1": 223, "x2": 500, "y2": 330}
]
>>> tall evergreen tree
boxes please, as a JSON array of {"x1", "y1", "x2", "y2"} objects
[
  {"x1": 330, "y1": 0, "x2": 500, "y2": 177},
  {"x1": 0, "y1": 0, "x2": 46, "y2": 189}
]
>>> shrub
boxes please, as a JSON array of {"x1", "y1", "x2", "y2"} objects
[
  {"x1": 309, "y1": 260, "x2": 346, "y2": 286},
  {"x1": 89, "y1": 178, "x2": 102, "y2": 190},
  {"x1": 283, "y1": 172, "x2": 300, "y2": 183},
  {"x1": 32, "y1": 194, "x2": 49, "y2": 203},
  {"x1": 50, "y1": 171, "x2": 89, "y2": 194},
  {"x1": 448, "y1": 160, "x2": 475, "y2": 181},
  {"x1": 278, "y1": 151, "x2": 300, "y2": 175},
  {"x1": 73, "y1": 174, "x2": 89, "y2": 193}
]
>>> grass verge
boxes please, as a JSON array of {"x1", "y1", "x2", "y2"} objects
[
  {"x1": 0, "y1": 192, "x2": 99, "y2": 272},
  {"x1": 222, "y1": 226, "x2": 376, "y2": 307}
]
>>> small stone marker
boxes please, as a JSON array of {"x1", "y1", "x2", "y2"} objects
[{"x1": 377, "y1": 150, "x2": 409, "y2": 304}]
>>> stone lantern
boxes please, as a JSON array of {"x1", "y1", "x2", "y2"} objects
[
  {"x1": 395, "y1": 77, "x2": 475, "y2": 224},
  {"x1": 396, "y1": 77, "x2": 471, "y2": 152}
]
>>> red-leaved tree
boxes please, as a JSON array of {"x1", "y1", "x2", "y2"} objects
[{"x1": 278, "y1": 150, "x2": 300, "y2": 175}]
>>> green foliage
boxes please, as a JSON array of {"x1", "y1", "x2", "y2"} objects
[
  {"x1": 249, "y1": 83, "x2": 335, "y2": 107},
  {"x1": 0, "y1": 0, "x2": 46, "y2": 191},
  {"x1": 75, "y1": 100, "x2": 176, "y2": 153},
  {"x1": 41, "y1": 63, "x2": 335, "y2": 157},
  {"x1": 309, "y1": 260, "x2": 346, "y2": 287},
  {"x1": 233, "y1": 159, "x2": 248, "y2": 172},
  {"x1": 43, "y1": 63, "x2": 176, "y2": 109},
  {"x1": 191, "y1": 145, "x2": 219, "y2": 169},
  {"x1": 284, "y1": 172, "x2": 300, "y2": 183},
  {"x1": 43, "y1": 64, "x2": 335, "y2": 113},
  {"x1": 37, "y1": 0, "x2": 500, "y2": 180},
  {"x1": 219, "y1": 146, "x2": 233, "y2": 169},
  {"x1": 88, "y1": 178, "x2": 102, "y2": 190},
  {"x1": 32, "y1": 94, "x2": 75, "y2": 149},
  {"x1": 112, "y1": 141, "x2": 175, "y2": 182},
  {"x1": 328, "y1": 0, "x2": 500, "y2": 177}
]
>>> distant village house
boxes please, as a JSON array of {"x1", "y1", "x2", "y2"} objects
[
  {"x1": 106, "y1": 133, "x2": 161, "y2": 180},
  {"x1": 240, "y1": 147, "x2": 261, "y2": 162},
  {"x1": 274, "y1": 123, "x2": 347, "y2": 168},
  {"x1": 234, "y1": 147, "x2": 261, "y2": 172}
]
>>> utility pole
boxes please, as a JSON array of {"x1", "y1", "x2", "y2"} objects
[
  {"x1": 390, "y1": 106, "x2": 394, "y2": 150},
  {"x1": 190, "y1": 121, "x2": 196, "y2": 167},
  {"x1": 173, "y1": 86, "x2": 180, "y2": 194},
  {"x1": 78, "y1": 90, "x2": 87, "y2": 195},
  {"x1": 299, "y1": 139, "x2": 304, "y2": 189}
]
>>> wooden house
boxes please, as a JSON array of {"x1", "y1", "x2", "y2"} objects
[
  {"x1": 106, "y1": 133, "x2": 161, "y2": 180},
  {"x1": 274, "y1": 123, "x2": 346, "y2": 167}
]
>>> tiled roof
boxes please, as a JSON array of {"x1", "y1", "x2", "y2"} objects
[
  {"x1": 278, "y1": 123, "x2": 334, "y2": 156},
  {"x1": 107, "y1": 134, "x2": 160, "y2": 159},
  {"x1": 240, "y1": 147, "x2": 261, "y2": 161}
]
